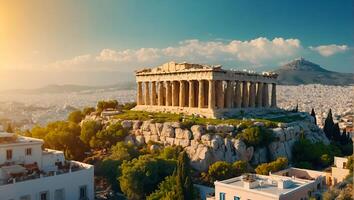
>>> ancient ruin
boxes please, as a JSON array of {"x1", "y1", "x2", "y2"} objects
[{"x1": 133, "y1": 62, "x2": 278, "y2": 118}]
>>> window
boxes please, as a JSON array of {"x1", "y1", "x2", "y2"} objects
[
  {"x1": 79, "y1": 185, "x2": 87, "y2": 199},
  {"x1": 234, "y1": 196, "x2": 240, "y2": 200},
  {"x1": 54, "y1": 189, "x2": 65, "y2": 200},
  {"x1": 343, "y1": 162, "x2": 347, "y2": 169},
  {"x1": 219, "y1": 192, "x2": 225, "y2": 200},
  {"x1": 40, "y1": 191, "x2": 49, "y2": 200},
  {"x1": 6, "y1": 149, "x2": 12, "y2": 160},
  {"x1": 26, "y1": 148, "x2": 32, "y2": 156},
  {"x1": 20, "y1": 195, "x2": 31, "y2": 200}
]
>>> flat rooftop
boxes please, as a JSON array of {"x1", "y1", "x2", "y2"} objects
[
  {"x1": 217, "y1": 174, "x2": 313, "y2": 197},
  {"x1": 0, "y1": 132, "x2": 43, "y2": 146}
]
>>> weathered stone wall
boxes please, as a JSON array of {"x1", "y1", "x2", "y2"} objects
[{"x1": 116, "y1": 114, "x2": 329, "y2": 172}]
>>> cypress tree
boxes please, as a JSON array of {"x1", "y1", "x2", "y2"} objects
[
  {"x1": 323, "y1": 109, "x2": 334, "y2": 140},
  {"x1": 332, "y1": 123, "x2": 341, "y2": 142},
  {"x1": 176, "y1": 151, "x2": 193, "y2": 200},
  {"x1": 310, "y1": 108, "x2": 317, "y2": 125},
  {"x1": 340, "y1": 130, "x2": 348, "y2": 145}
]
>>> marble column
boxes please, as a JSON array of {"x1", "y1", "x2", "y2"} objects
[
  {"x1": 166, "y1": 81, "x2": 172, "y2": 106},
  {"x1": 225, "y1": 81, "x2": 233, "y2": 108},
  {"x1": 179, "y1": 81, "x2": 186, "y2": 107},
  {"x1": 172, "y1": 81, "x2": 179, "y2": 106},
  {"x1": 271, "y1": 83, "x2": 277, "y2": 107},
  {"x1": 144, "y1": 82, "x2": 150, "y2": 105},
  {"x1": 189, "y1": 81, "x2": 195, "y2": 107},
  {"x1": 198, "y1": 80, "x2": 205, "y2": 108},
  {"x1": 151, "y1": 81, "x2": 157, "y2": 105},
  {"x1": 216, "y1": 80, "x2": 224, "y2": 109},
  {"x1": 235, "y1": 81, "x2": 242, "y2": 108},
  {"x1": 242, "y1": 81, "x2": 249, "y2": 107},
  {"x1": 249, "y1": 82, "x2": 256, "y2": 108},
  {"x1": 137, "y1": 82, "x2": 143, "y2": 105},
  {"x1": 262, "y1": 83, "x2": 269, "y2": 107},
  {"x1": 158, "y1": 81, "x2": 164, "y2": 106},
  {"x1": 208, "y1": 80, "x2": 215, "y2": 109},
  {"x1": 256, "y1": 82, "x2": 263, "y2": 107}
]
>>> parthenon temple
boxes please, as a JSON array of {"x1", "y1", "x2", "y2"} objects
[{"x1": 133, "y1": 62, "x2": 278, "y2": 118}]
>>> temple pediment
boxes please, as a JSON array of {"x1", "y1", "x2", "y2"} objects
[{"x1": 136, "y1": 61, "x2": 221, "y2": 74}]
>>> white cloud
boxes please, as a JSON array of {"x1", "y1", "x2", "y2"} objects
[
  {"x1": 46, "y1": 37, "x2": 303, "y2": 71},
  {"x1": 309, "y1": 44, "x2": 349, "y2": 57}
]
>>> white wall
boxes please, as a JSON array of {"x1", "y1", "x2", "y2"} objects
[
  {"x1": 0, "y1": 143, "x2": 42, "y2": 167},
  {"x1": 41, "y1": 150, "x2": 65, "y2": 172},
  {"x1": 0, "y1": 165, "x2": 94, "y2": 200}
]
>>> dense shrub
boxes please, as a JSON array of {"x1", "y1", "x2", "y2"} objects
[
  {"x1": 255, "y1": 157, "x2": 288, "y2": 175},
  {"x1": 292, "y1": 139, "x2": 341, "y2": 169},
  {"x1": 119, "y1": 155, "x2": 176, "y2": 200},
  {"x1": 80, "y1": 120, "x2": 102, "y2": 148},
  {"x1": 67, "y1": 110, "x2": 84, "y2": 123},
  {"x1": 237, "y1": 126, "x2": 274, "y2": 147},
  {"x1": 96, "y1": 159, "x2": 121, "y2": 191},
  {"x1": 109, "y1": 142, "x2": 139, "y2": 161},
  {"x1": 29, "y1": 121, "x2": 89, "y2": 161},
  {"x1": 158, "y1": 146, "x2": 183, "y2": 160},
  {"x1": 202, "y1": 160, "x2": 249, "y2": 184},
  {"x1": 122, "y1": 102, "x2": 137, "y2": 110},
  {"x1": 147, "y1": 152, "x2": 196, "y2": 200},
  {"x1": 97, "y1": 100, "x2": 119, "y2": 112},
  {"x1": 82, "y1": 107, "x2": 96, "y2": 116}
]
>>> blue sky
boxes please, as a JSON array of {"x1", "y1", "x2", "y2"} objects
[{"x1": 0, "y1": 0, "x2": 352, "y2": 89}]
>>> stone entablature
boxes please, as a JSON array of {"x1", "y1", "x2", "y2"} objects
[{"x1": 134, "y1": 62, "x2": 278, "y2": 118}]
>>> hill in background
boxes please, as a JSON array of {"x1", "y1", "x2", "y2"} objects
[{"x1": 273, "y1": 58, "x2": 353, "y2": 85}]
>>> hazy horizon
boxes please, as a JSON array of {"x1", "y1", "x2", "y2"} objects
[{"x1": 1, "y1": 0, "x2": 353, "y2": 90}]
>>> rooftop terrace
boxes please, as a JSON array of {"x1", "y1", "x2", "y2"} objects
[{"x1": 216, "y1": 174, "x2": 313, "y2": 197}]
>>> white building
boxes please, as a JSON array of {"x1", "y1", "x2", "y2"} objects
[
  {"x1": 207, "y1": 173, "x2": 324, "y2": 200},
  {"x1": 0, "y1": 131, "x2": 94, "y2": 200}
]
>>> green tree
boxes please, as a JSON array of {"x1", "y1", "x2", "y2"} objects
[
  {"x1": 159, "y1": 146, "x2": 183, "y2": 160},
  {"x1": 320, "y1": 154, "x2": 332, "y2": 167},
  {"x1": 255, "y1": 157, "x2": 288, "y2": 175},
  {"x1": 109, "y1": 142, "x2": 139, "y2": 161},
  {"x1": 148, "y1": 152, "x2": 198, "y2": 200},
  {"x1": 310, "y1": 108, "x2": 317, "y2": 125},
  {"x1": 238, "y1": 126, "x2": 274, "y2": 147},
  {"x1": 147, "y1": 173, "x2": 178, "y2": 200},
  {"x1": 44, "y1": 121, "x2": 88, "y2": 160},
  {"x1": 67, "y1": 110, "x2": 84, "y2": 123},
  {"x1": 80, "y1": 120, "x2": 102, "y2": 148},
  {"x1": 96, "y1": 159, "x2": 121, "y2": 191},
  {"x1": 119, "y1": 155, "x2": 176, "y2": 200},
  {"x1": 332, "y1": 123, "x2": 341, "y2": 142},
  {"x1": 207, "y1": 161, "x2": 235, "y2": 182},
  {"x1": 232, "y1": 160, "x2": 248, "y2": 175},
  {"x1": 97, "y1": 100, "x2": 119, "y2": 112},
  {"x1": 175, "y1": 151, "x2": 194, "y2": 200},
  {"x1": 30, "y1": 125, "x2": 48, "y2": 139},
  {"x1": 123, "y1": 102, "x2": 137, "y2": 111},
  {"x1": 292, "y1": 139, "x2": 341, "y2": 169},
  {"x1": 324, "y1": 109, "x2": 334, "y2": 140},
  {"x1": 82, "y1": 107, "x2": 96, "y2": 116},
  {"x1": 95, "y1": 123, "x2": 128, "y2": 149}
]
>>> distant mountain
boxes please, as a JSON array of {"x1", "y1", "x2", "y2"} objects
[
  {"x1": 273, "y1": 58, "x2": 353, "y2": 85},
  {"x1": 4, "y1": 82, "x2": 136, "y2": 94}
]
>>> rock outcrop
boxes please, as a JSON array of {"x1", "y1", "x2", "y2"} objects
[{"x1": 99, "y1": 114, "x2": 329, "y2": 171}]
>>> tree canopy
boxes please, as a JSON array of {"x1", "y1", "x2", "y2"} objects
[
  {"x1": 255, "y1": 157, "x2": 288, "y2": 175},
  {"x1": 119, "y1": 155, "x2": 176, "y2": 200}
]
